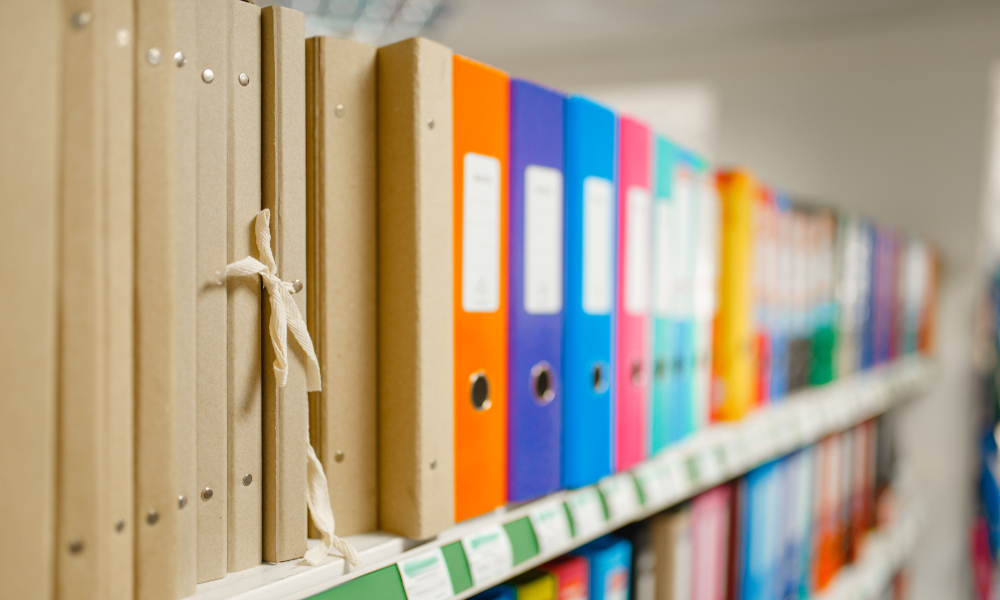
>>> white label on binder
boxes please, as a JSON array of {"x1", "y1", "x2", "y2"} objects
[
  {"x1": 462, "y1": 152, "x2": 501, "y2": 313},
  {"x1": 524, "y1": 165, "x2": 564, "y2": 314},
  {"x1": 583, "y1": 176, "x2": 614, "y2": 315},
  {"x1": 461, "y1": 525, "x2": 514, "y2": 586},
  {"x1": 625, "y1": 186, "x2": 652, "y2": 315},
  {"x1": 599, "y1": 473, "x2": 641, "y2": 520},
  {"x1": 398, "y1": 548, "x2": 454, "y2": 600},
  {"x1": 528, "y1": 500, "x2": 572, "y2": 555},
  {"x1": 653, "y1": 200, "x2": 674, "y2": 316},
  {"x1": 565, "y1": 487, "x2": 606, "y2": 538}
]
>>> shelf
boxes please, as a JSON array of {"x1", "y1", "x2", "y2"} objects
[{"x1": 192, "y1": 356, "x2": 935, "y2": 600}]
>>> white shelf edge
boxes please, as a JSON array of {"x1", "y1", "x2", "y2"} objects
[{"x1": 190, "y1": 355, "x2": 934, "y2": 600}]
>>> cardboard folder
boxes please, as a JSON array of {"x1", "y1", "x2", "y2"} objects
[
  {"x1": 261, "y1": 5, "x2": 309, "y2": 563},
  {"x1": 562, "y1": 95, "x2": 617, "y2": 489},
  {"x1": 507, "y1": 78, "x2": 564, "y2": 502},
  {"x1": 227, "y1": 0, "x2": 263, "y2": 572},
  {"x1": 305, "y1": 36, "x2": 379, "y2": 537},
  {"x1": 195, "y1": 0, "x2": 229, "y2": 583},
  {"x1": 452, "y1": 53, "x2": 510, "y2": 522},
  {"x1": 377, "y1": 37, "x2": 455, "y2": 540},
  {"x1": 0, "y1": 5, "x2": 60, "y2": 597},
  {"x1": 615, "y1": 115, "x2": 652, "y2": 470}
]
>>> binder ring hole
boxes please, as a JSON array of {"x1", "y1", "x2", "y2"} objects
[
  {"x1": 631, "y1": 360, "x2": 645, "y2": 386},
  {"x1": 530, "y1": 362, "x2": 555, "y2": 405},
  {"x1": 591, "y1": 362, "x2": 609, "y2": 394},
  {"x1": 470, "y1": 371, "x2": 491, "y2": 411},
  {"x1": 654, "y1": 359, "x2": 667, "y2": 381}
]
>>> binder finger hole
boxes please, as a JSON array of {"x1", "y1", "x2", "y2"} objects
[
  {"x1": 631, "y1": 360, "x2": 645, "y2": 386},
  {"x1": 591, "y1": 362, "x2": 609, "y2": 394},
  {"x1": 470, "y1": 371, "x2": 491, "y2": 411},
  {"x1": 531, "y1": 362, "x2": 555, "y2": 405},
  {"x1": 654, "y1": 359, "x2": 666, "y2": 381}
]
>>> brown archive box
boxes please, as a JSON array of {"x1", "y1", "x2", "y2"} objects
[
  {"x1": 175, "y1": 0, "x2": 199, "y2": 595},
  {"x1": 305, "y1": 36, "x2": 379, "y2": 537},
  {"x1": 652, "y1": 506, "x2": 693, "y2": 600},
  {"x1": 227, "y1": 0, "x2": 264, "y2": 573},
  {"x1": 195, "y1": 0, "x2": 229, "y2": 583},
  {"x1": 377, "y1": 37, "x2": 455, "y2": 540},
  {"x1": 0, "y1": 2, "x2": 59, "y2": 599},
  {"x1": 134, "y1": 0, "x2": 180, "y2": 597},
  {"x1": 261, "y1": 5, "x2": 309, "y2": 563}
]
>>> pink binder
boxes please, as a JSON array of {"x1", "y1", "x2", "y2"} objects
[{"x1": 614, "y1": 116, "x2": 652, "y2": 471}]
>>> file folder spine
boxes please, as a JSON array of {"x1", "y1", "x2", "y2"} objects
[
  {"x1": 615, "y1": 115, "x2": 652, "y2": 470},
  {"x1": 508, "y1": 78, "x2": 564, "y2": 502},
  {"x1": 561, "y1": 96, "x2": 617, "y2": 489}
]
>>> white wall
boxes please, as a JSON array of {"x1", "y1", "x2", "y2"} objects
[{"x1": 457, "y1": 9, "x2": 1000, "y2": 598}]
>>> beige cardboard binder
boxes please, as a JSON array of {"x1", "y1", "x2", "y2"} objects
[
  {"x1": 262, "y1": 5, "x2": 309, "y2": 563},
  {"x1": 0, "y1": 2, "x2": 59, "y2": 599},
  {"x1": 305, "y1": 36, "x2": 379, "y2": 538},
  {"x1": 195, "y1": 0, "x2": 229, "y2": 584},
  {"x1": 175, "y1": 0, "x2": 198, "y2": 595},
  {"x1": 135, "y1": 0, "x2": 180, "y2": 597},
  {"x1": 227, "y1": 0, "x2": 264, "y2": 573},
  {"x1": 652, "y1": 507, "x2": 692, "y2": 600},
  {"x1": 377, "y1": 37, "x2": 455, "y2": 540}
]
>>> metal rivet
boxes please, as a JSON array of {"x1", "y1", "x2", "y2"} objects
[
  {"x1": 146, "y1": 510, "x2": 159, "y2": 526},
  {"x1": 178, "y1": 495, "x2": 187, "y2": 510},
  {"x1": 202, "y1": 69, "x2": 215, "y2": 83},
  {"x1": 239, "y1": 73, "x2": 249, "y2": 86},
  {"x1": 242, "y1": 473, "x2": 253, "y2": 486},
  {"x1": 70, "y1": 12, "x2": 91, "y2": 28},
  {"x1": 146, "y1": 48, "x2": 161, "y2": 66},
  {"x1": 427, "y1": 118, "x2": 435, "y2": 129},
  {"x1": 174, "y1": 51, "x2": 187, "y2": 67},
  {"x1": 201, "y1": 487, "x2": 214, "y2": 501},
  {"x1": 69, "y1": 539, "x2": 84, "y2": 554},
  {"x1": 335, "y1": 450, "x2": 345, "y2": 463},
  {"x1": 335, "y1": 104, "x2": 346, "y2": 117},
  {"x1": 292, "y1": 280, "x2": 303, "y2": 293},
  {"x1": 114, "y1": 519, "x2": 125, "y2": 533},
  {"x1": 430, "y1": 459, "x2": 437, "y2": 470},
  {"x1": 115, "y1": 28, "x2": 130, "y2": 47}
]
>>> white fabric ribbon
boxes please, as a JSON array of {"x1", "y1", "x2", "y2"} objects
[{"x1": 225, "y1": 209, "x2": 361, "y2": 568}]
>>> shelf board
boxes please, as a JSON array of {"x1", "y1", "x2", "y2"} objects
[{"x1": 191, "y1": 356, "x2": 935, "y2": 600}]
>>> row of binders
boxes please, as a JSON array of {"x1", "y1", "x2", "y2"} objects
[
  {"x1": 471, "y1": 417, "x2": 900, "y2": 600},
  {"x1": 0, "y1": 2, "x2": 938, "y2": 600}
]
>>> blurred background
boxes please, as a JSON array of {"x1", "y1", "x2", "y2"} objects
[{"x1": 255, "y1": 0, "x2": 1000, "y2": 596}]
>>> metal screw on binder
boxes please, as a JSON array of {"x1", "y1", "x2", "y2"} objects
[
  {"x1": 292, "y1": 279, "x2": 303, "y2": 293},
  {"x1": 68, "y1": 540, "x2": 84, "y2": 555},
  {"x1": 239, "y1": 72, "x2": 250, "y2": 86},
  {"x1": 201, "y1": 487, "x2": 213, "y2": 501},
  {"x1": 427, "y1": 118, "x2": 435, "y2": 129},
  {"x1": 178, "y1": 495, "x2": 188, "y2": 509},
  {"x1": 243, "y1": 473, "x2": 253, "y2": 486},
  {"x1": 70, "y1": 12, "x2": 91, "y2": 28},
  {"x1": 174, "y1": 51, "x2": 187, "y2": 67},
  {"x1": 430, "y1": 459, "x2": 437, "y2": 469},
  {"x1": 202, "y1": 69, "x2": 215, "y2": 84},
  {"x1": 146, "y1": 510, "x2": 159, "y2": 526},
  {"x1": 335, "y1": 104, "x2": 346, "y2": 118},
  {"x1": 146, "y1": 48, "x2": 161, "y2": 66}
]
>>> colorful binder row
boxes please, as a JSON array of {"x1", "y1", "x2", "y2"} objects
[{"x1": 470, "y1": 418, "x2": 900, "y2": 600}]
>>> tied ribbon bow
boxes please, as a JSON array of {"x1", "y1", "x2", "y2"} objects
[{"x1": 225, "y1": 209, "x2": 361, "y2": 568}]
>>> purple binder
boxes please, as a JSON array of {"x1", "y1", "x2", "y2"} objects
[{"x1": 508, "y1": 79, "x2": 565, "y2": 502}]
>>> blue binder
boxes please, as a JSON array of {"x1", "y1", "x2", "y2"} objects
[
  {"x1": 562, "y1": 95, "x2": 618, "y2": 489},
  {"x1": 470, "y1": 586, "x2": 515, "y2": 600},
  {"x1": 769, "y1": 193, "x2": 792, "y2": 401},
  {"x1": 740, "y1": 461, "x2": 781, "y2": 600},
  {"x1": 508, "y1": 79, "x2": 565, "y2": 502},
  {"x1": 573, "y1": 536, "x2": 632, "y2": 600}
]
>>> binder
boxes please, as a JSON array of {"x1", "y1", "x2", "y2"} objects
[
  {"x1": 452, "y1": 53, "x2": 509, "y2": 521},
  {"x1": 227, "y1": 0, "x2": 263, "y2": 571},
  {"x1": 573, "y1": 536, "x2": 632, "y2": 600},
  {"x1": 175, "y1": 0, "x2": 198, "y2": 593},
  {"x1": 691, "y1": 485, "x2": 730, "y2": 600},
  {"x1": 377, "y1": 37, "x2": 455, "y2": 540},
  {"x1": 736, "y1": 463, "x2": 780, "y2": 600},
  {"x1": 195, "y1": 0, "x2": 229, "y2": 583},
  {"x1": 786, "y1": 208, "x2": 810, "y2": 392},
  {"x1": 507, "y1": 78, "x2": 564, "y2": 502},
  {"x1": 55, "y1": 0, "x2": 135, "y2": 596},
  {"x1": 262, "y1": 5, "x2": 308, "y2": 563},
  {"x1": 472, "y1": 586, "x2": 516, "y2": 600},
  {"x1": 808, "y1": 211, "x2": 837, "y2": 386},
  {"x1": 615, "y1": 115, "x2": 652, "y2": 471},
  {"x1": 768, "y1": 194, "x2": 791, "y2": 400},
  {"x1": 650, "y1": 507, "x2": 693, "y2": 600},
  {"x1": 509, "y1": 570, "x2": 558, "y2": 600},
  {"x1": 712, "y1": 171, "x2": 757, "y2": 421},
  {"x1": 539, "y1": 555, "x2": 589, "y2": 600},
  {"x1": 0, "y1": 5, "x2": 60, "y2": 598},
  {"x1": 859, "y1": 221, "x2": 876, "y2": 370},
  {"x1": 752, "y1": 187, "x2": 773, "y2": 407},
  {"x1": 305, "y1": 36, "x2": 379, "y2": 536},
  {"x1": 692, "y1": 164, "x2": 719, "y2": 430},
  {"x1": 561, "y1": 96, "x2": 617, "y2": 489},
  {"x1": 135, "y1": 0, "x2": 180, "y2": 596},
  {"x1": 619, "y1": 521, "x2": 654, "y2": 600}
]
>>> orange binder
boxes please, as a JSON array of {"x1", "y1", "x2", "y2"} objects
[{"x1": 452, "y1": 55, "x2": 509, "y2": 522}]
